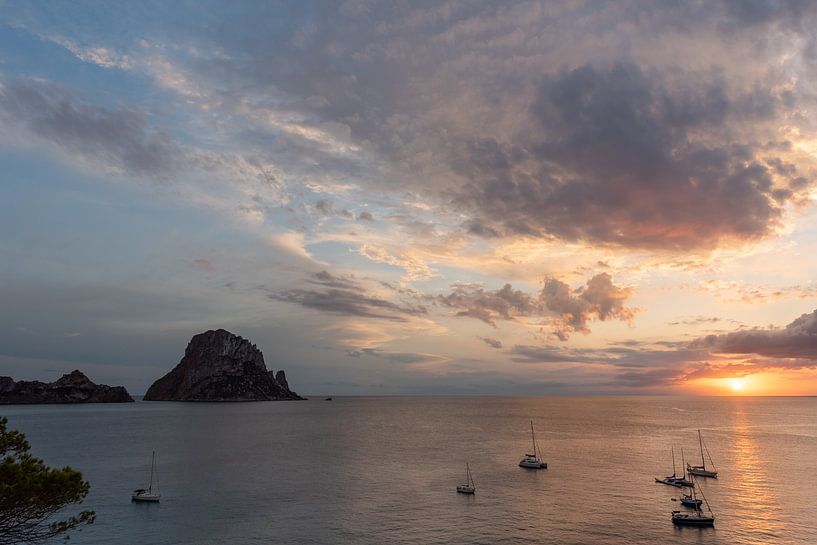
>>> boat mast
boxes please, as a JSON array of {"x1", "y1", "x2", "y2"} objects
[
  {"x1": 148, "y1": 451, "x2": 155, "y2": 494},
  {"x1": 698, "y1": 429, "x2": 706, "y2": 469},
  {"x1": 671, "y1": 447, "x2": 677, "y2": 477},
  {"x1": 695, "y1": 476, "x2": 714, "y2": 516},
  {"x1": 530, "y1": 421, "x2": 537, "y2": 458},
  {"x1": 681, "y1": 447, "x2": 686, "y2": 479}
]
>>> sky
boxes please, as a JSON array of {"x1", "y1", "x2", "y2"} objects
[{"x1": 2, "y1": 1, "x2": 817, "y2": 396}]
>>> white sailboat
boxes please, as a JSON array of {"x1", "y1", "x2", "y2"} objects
[
  {"x1": 456, "y1": 462, "x2": 476, "y2": 495},
  {"x1": 687, "y1": 429, "x2": 718, "y2": 478},
  {"x1": 132, "y1": 451, "x2": 161, "y2": 502},
  {"x1": 519, "y1": 421, "x2": 547, "y2": 469},
  {"x1": 672, "y1": 475, "x2": 714, "y2": 526}
]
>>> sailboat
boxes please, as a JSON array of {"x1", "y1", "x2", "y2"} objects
[
  {"x1": 687, "y1": 429, "x2": 718, "y2": 478},
  {"x1": 519, "y1": 421, "x2": 547, "y2": 469},
  {"x1": 655, "y1": 447, "x2": 685, "y2": 487},
  {"x1": 456, "y1": 462, "x2": 476, "y2": 495},
  {"x1": 673, "y1": 448, "x2": 694, "y2": 488},
  {"x1": 132, "y1": 451, "x2": 161, "y2": 502},
  {"x1": 672, "y1": 475, "x2": 714, "y2": 526}
]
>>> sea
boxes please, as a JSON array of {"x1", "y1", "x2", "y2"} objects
[{"x1": 3, "y1": 396, "x2": 816, "y2": 544}]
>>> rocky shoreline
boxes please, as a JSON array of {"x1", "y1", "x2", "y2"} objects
[{"x1": 0, "y1": 370, "x2": 134, "y2": 404}]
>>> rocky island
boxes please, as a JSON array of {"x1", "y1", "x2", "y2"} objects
[
  {"x1": 143, "y1": 329, "x2": 303, "y2": 401},
  {"x1": 0, "y1": 370, "x2": 134, "y2": 404}
]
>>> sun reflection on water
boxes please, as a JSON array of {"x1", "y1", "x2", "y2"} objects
[{"x1": 728, "y1": 407, "x2": 785, "y2": 542}]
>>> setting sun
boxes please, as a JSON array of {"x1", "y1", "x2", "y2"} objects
[{"x1": 729, "y1": 378, "x2": 745, "y2": 392}]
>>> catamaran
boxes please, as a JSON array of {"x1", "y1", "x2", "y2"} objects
[
  {"x1": 672, "y1": 475, "x2": 714, "y2": 526},
  {"x1": 687, "y1": 429, "x2": 718, "y2": 478},
  {"x1": 456, "y1": 462, "x2": 476, "y2": 495},
  {"x1": 132, "y1": 451, "x2": 161, "y2": 502},
  {"x1": 519, "y1": 421, "x2": 547, "y2": 469}
]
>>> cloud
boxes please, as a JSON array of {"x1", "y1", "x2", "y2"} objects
[
  {"x1": 345, "y1": 347, "x2": 447, "y2": 365},
  {"x1": 309, "y1": 270, "x2": 362, "y2": 291},
  {"x1": 439, "y1": 282, "x2": 536, "y2": 326},
  {"x1": 456, "y1": 62, "x2": 803, "y2": 250},
  {"x1": 15, "y1": 2, "x2": 817, "y2": 257},
  {"x1": 358, "y1": 244, "x2": 438, "y2": 282},
  {"x1": 268, "y1": 272, "x2": 428, "y2": 322},
  {"x1": 0, "y1": 77, "x2": 178, "y2": 176},
  {"x1": 315, "y1": 198, "x2": 353, "y2": 219},
  {"x1": 509, "y1": 343, "x2": 707, "y2": 389},
  {"x1": 193, "y1": 258, "x2": 214, "y2": 272},
  {"x1": 439, "y1": 272, "x2": 636, "y2": 338},
  {"x1": 689, "y1": 310, "x2": 817, "y2": 359},
  {"x1": 478, "y1": 337, "x2": 503, "y2": 349},
  {"x1": 542, "y1": 273, "x2": 637, "y2": 340}
]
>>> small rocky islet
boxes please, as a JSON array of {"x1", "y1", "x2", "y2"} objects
[
  {"x1": 144, "y1": 329, "x2": 303, "y2": 401},
  {"x1": 0, "y1": 370, "x2": 134, "y2": 404},
  {"x1": 1, "y1": 329, "x2": 302, "y2": 404}
]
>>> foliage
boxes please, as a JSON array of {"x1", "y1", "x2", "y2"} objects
[{"x1": 0, "y1": 417, "x2": 94, "y2": 544}]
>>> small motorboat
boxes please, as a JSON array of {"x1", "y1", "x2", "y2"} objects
[
  {"x1": 324, "y1": 397, "x2": 333, "y2": 401},
  {"x1": 518, "y1": 421, "x2": 547, "y2": 469},
  {"x1": 456, "y1": 462, "x2": 476, "y2": 495}
]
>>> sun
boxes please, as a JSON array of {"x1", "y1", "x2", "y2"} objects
[{"x1": 728, "y1": 378, "x2": 745, "y2": 392}]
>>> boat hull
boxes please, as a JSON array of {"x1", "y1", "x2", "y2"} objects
[
  {"x1": 672, "y1": 512, "x2": 714, "y2": 527},
  {"x1": 687, "y1": 466, "x2": 717, "y2": 478},
  {"x1": 456, "y1": 485, "x2": 475, "y2": 495},
  {"x1": 655, "y1": 477, "x2": 683, "y2": 487},
  {"x1": 132, "y1": 494, "x2": 161, "y2": 502},
  {"x1": 519, "y1": 460, "x2": 547, "y2": 469},
  {"x1": 680, "y1": 497, "x2": 702, "y2": 508}
]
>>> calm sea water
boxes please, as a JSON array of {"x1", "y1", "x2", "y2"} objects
[{"x1": 3, "y1": 397, "x2": 816, "y2": 544}]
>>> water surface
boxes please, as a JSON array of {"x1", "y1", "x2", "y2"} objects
[{"x1": 3, "y1": 396, "x2": 816, "y2": 544}]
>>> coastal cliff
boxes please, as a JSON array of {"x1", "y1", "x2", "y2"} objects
[
  {"x1": 0, "y1": 370, "x2": 134, "y2": 404},
  {"x1": 143, "y1": 329, "x2": 303, "y2": 401}
]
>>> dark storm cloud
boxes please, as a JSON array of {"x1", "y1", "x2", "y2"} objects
[
  {"x1": 458, "y1": 62, "x2": 798, "y2": 250},
  {"x1": 439, "y1": 273, "x2": 635, "y2": 339},
  {"x1": 0, "y1": 77, "x2": 178, "y2": 176}
]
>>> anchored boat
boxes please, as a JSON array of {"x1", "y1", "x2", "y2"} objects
[
  {"x1": 687, "y1": 429, "x2": 718, "y2": 478},
  {"x1": 655, "y1": 447, "x2": 686, "y2": 487},
  {"x1": 132, "y1": 451, "x2": 161, "y2": 503},
  {"x1": 672, "y1": 475, "x2": 714, "y2": 527},
  {"x1": 456, "y1": 462, "x2": 476, "y2": 495},
  {"x1": 519, "y1": 421, "x2": 547, "y2": 469}
]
